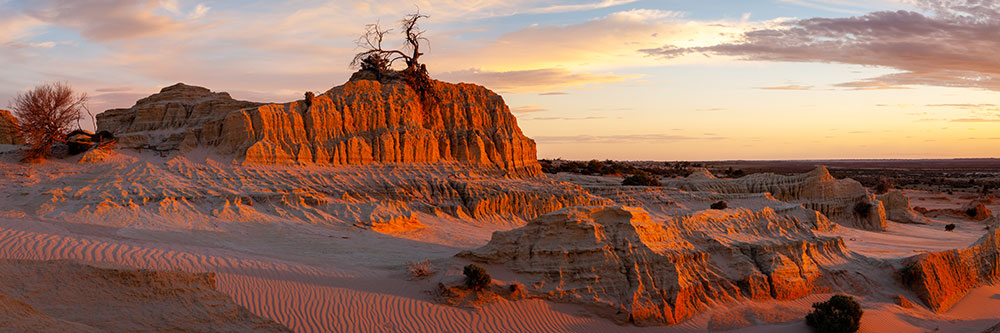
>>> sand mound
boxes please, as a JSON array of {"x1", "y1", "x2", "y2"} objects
[{"x1": 0, "y1": 259, "x2": 289, "y2": 332}]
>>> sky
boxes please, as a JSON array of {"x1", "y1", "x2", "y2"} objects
[{"x1": 1, "y1": 0, "x2": 998, "y2": 160}]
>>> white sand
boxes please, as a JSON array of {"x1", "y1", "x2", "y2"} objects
[{"x1": 0, "y1": 152, "x2": 997, "y2": 332}]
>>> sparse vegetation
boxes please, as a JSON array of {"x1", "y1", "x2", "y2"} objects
[
  {"x1": 945, "y1": 223, "x2": 956, "y2": 232},
  {"x1": 710, "y1": 201, "x2": 728, "y2": 210},
  {"x1": 965, "y1": 208, "x2": 979, "y2": 218},
  {"x1": 539, "y1": 159, "x2": 696, "y2": 178},
  {"x1": 508, "y1": 282, "x2": 526, "y2": 300},
  {"x1": 805, "y1": 294, "x2": 864, "y2": 333},
  {"x1": 406, "y1": 259, "x2": 434, "y2": 279},
  {"x1": 853, "y1": 202, "x2": 872, "y2": 218},
  {"x1": 352, "y1": 12, "x2": 439, "y2": 110},
  {"x1": 463, "y1": 264, "x2": 492, "y2": 290},
  {"x1": 874, "y1": 177, "x2": 894, "y2": 194},
  {"x1": 10, "y1": 82, "x2": 88, "y2": 161},
  {"x1": 304, "y1": 91, "x2": 315, "y2": 108},
  {"x1": 622, "y1": 172, "x2": 662, "y2": 186},
  {"x1": 723, "y1": 167, "x2": 745, "y2": 178}
]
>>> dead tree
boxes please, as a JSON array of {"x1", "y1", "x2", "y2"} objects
[
  {"x1": 351, "y1": 12, "x2": 439, "y2": 109},
  {"x1": 10, "y1": 82, "x2": 87, "y2": 160}
]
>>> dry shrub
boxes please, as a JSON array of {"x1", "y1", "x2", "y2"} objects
[
  {"x1": 406, "y1": 259, "x2": 434, "y2": 279},
  {"x1": 11, "y1": 82, "x2": 87, "y2": 160}
]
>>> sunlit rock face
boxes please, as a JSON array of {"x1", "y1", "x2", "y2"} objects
[
  {"x1": 460, "y1": 205, "x2": 873, "y2": 326},
  {"x1": 903, "y1": 229, "x2": 1000, "y2": 312},
  {"x1": 661, "y1": 166, "x2": 887, "y2": 231},
  {"x1": 97, "y1": 78, "x2": 541, "y2": 176},
  {"x1": 0, "y1": 109, "x2": 23, "y2": 145}
]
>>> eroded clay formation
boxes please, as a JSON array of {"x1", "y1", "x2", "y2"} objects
[
  {"x1": 903, "y1": 228, "x2": 1000, "y2": 312},
  {"x1": 0, "y1": 109, "x2": 23, "y2": 145},
  {"x1": 460, "y1": 205, "x2": 877, "y2": 326},
  {"x1": 661, "y1": 166, "x2": 887, "y2": 231},
  {"x1": 97, "y1": 79, "x2": 541, "y2": 176}
]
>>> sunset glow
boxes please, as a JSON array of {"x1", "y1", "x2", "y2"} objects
[{"x1": 2, "y1": 0, "x2": 997, "y2": 160}]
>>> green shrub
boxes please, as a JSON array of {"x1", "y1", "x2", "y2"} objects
[
  {"x1": 805, "y1": 294, "x2": 863, "y2": 333},
  {"x1": 622, "y1": 172, "x2": 661, "y2": 186},
  {"x1": 304, "y1": 91, "x2": 315, "y2": 108},
  {"x1": 463, "y1": 264, "x2": 491, "y2": 290}
]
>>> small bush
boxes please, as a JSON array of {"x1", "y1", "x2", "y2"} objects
[
  {"x1": 463, "y1": 264, "x2": 491, "y2": 290},
  {"x1": 304, "y1": 91, "x2": 315, "y2": 108},
  {"x1": 805, "y1": 294, "x2": 864, "y2": 333},
  {"x1": 874, "y1": 177, "x2": 894, "y2": 194},
  {"x1": 508, "y1": 282, "x2": 525, "y2": 300},
  {"x1": 965, "y1": 208, "x2": 979, "y2": 218},
  {"x1": 710, "y1": 201, "x2": 728, "y2": 210},
  {"x1": 406, "y1": 259, "x2": 434, "y2": 279},
  {"x1": 622, "y1": 172, "x2": 662, "y2": 186},
  {"x1": 853, "y1": 202, "x2": 872, "y2": 218},
  {"x1": 945, "y1": 223, "x2": 956, "y2": 232}
]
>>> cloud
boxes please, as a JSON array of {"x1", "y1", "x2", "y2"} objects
[
  {"x1": 642, "y1": 1, "x2": 1000, "y2": 91},
  {"x1": 510, "y1": 105, "x2": 547, "y2": 113},
  {"x1": 530, "y1": 116, "x2": 606, "y2": 120},
  {"x1": 951, "y1": 118, "x2": 1000, "y2": 123},
  {"x1": 433, "y1": 9, "x2": 745, "y2": 73},
  {"x1": 926, "y1": 103, "x2": 997, "y2": 108},
  {"x1": 534, "y1": 133, "x2": 726, "y2": 144},
  {"x1": 522, "y1": 0, "x2": 639, "y2": 14},
  {"x1": 25, "y1": 0, "x2": 183, "y2": 41},
  {"x1": 437, "y1": 68, "x2": 633, "y2": 93},
  {"x1": 758, "y1": 84, "x2": 812, "y2": 90},
  {"x1": 538, "y1": 92, "x2": 568, "y2": 95}
]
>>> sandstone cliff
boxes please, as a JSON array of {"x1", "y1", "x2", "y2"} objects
[
  {"x1": 460, "y1": 205, "x2": 874, "y2": 326},
  {"x1": 97, "y1": 78, "x2": 542, "y2": 176},
  {"x1": 0, "y1": 109, "x2": 23, "y2": 145},
  {"x1": 661, "y1": 167, "x2": 887, "y2": 231}
]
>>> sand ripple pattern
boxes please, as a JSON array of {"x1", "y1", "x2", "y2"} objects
[{"x1": 0, "y1": 221, "x2": 649, "y2": 332}]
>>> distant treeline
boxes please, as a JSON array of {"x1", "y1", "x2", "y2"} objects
[{"x1": 538, "y1": 159, "x2": 745, "y2": 178}]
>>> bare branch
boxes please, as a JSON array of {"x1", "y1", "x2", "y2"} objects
[{"x1": 10, "y1": 82, "x2": 87, "y2": 159}]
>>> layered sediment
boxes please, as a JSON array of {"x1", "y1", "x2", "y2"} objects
[
  {"x1": 877, "y1": 190, "x2": 928, "y2": 224},
  {"x1": 902, "y1": 229, "x2": 1000, "y2": 312},
  {"x1": 0, "y1": 109, "x2": 23, "y2": 145},
  {"x1": 661, "y1": 167, "x2": 887, "y2": 231},
  {"x1": 97, "y1": 78, "x2": 541, "y2": 176},
  {"x1": 460, "y1": 205, "x2": 873, "y2": 326}
]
